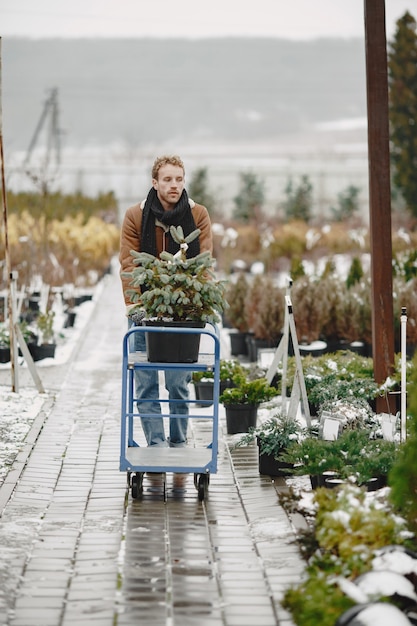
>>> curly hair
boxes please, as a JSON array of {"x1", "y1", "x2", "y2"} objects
[{"x1": 152, "y1": 155, "x2": 185, "y2": 180}]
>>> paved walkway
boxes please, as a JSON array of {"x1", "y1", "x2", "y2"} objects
[{"x1": 0, "y1": 270, "x2": 305, "y2": 626}]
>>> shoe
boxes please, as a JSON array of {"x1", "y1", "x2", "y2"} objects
[
  {"x1": 172, "y1": 473, "x2": 187, "y2": 492},
  {"x1": 145, "y1": 472, "x2": 164, "y2": 492}
]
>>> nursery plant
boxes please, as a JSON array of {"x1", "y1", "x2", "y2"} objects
[
  {"x1": 219, "y1": 372, "x2": 277, "y2": 406},
  {"x1": 282, "y1": 350, "x2": 388, "y2": 416},
  {"x1": 192, "y1": 359, "x2": 245, "y2": 384},
  {"x1": 35, "y1": 310, "x2": 56, "y2": 344},
  {"x1": 389, "y1": 354, "x2": 417, "y2": 534},
  {"x1": 224, "y1": 273, "x2": 250, "y2": 333},
  {"x1": 280, "y1": 429, "x2": 399, "y2": 487},
  {"x1": 282, "y1": 483, "x2": 414, "y2": 626},
  {"x1": 124, "y1": 226, "x2": 226, "y2": 324},
  {"x1": 250, "y1": 279, "x2": 285, "y2": 344},
  {"x1": 236, "y1": 412, "x2": 303, "y2": 457}
]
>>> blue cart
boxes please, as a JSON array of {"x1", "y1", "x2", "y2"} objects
[{"x1": 119, "y1": 324, "x2": 221, "y2": 501}]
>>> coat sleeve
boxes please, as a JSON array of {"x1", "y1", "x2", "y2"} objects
[
  {"x1": 119, "y1": 204, "x2": 142, "y2": 306},
  {"x1": 192, "y1": 204, "x2": 213, "y2": 254}
]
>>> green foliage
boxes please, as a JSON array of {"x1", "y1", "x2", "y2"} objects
[
  {"x1": 250, "y1": 279, "x2": 284, "y2": 342},
  {"x1": 0, "y1": 321, "x2": 39, "y2": 347},
  {"x1": 388, "y1": 11, "x2": 417, "y2": 216},
  {"x1": 281, "y1": 430, "x2": 398, "y2": 485},
  {"x1": 283, "y1": 572, "x2": 355, "y2": 626},
  {"x1": 125, "y1": 227, "x2": 226, "y2": 323},
  {"x1": 224, "y1": 273, "x2": 250, "y2": 332},
  {"x1": 393, "y1": 249, "x2": 417, "y2": 281},
  {"x1": 244, "y1": 274, "x2": 265, "y2": 333},
  {"x1": 283, "y1": 483, "x2": 412, "y2": 626},
  {"x1": 35, "y1": 310, "x2": 55, "y2": 344},
  {"x1": 219, "y1": 374, "x2": 277, "y2": 406},
  {"x1": 192, "y1": 358, "x2": 245, "y2": 383},
  {"x1": 307, "y1": 374, "x2": 380, "y2": 408},
  {"x1": 292, "y1": 350, "x2": 382, "y2": 411},
  {"x1": 283, "y1": 175, "x2": 313, "y2": 222},
  {"x1": 291, "y1": 276, "x2": 323, "y2": 343},
  {"x1": 330, "y1": 185, "x2": 361, "y2": 222},
  {"x1": 290, "y1": 255, "x2": 306, "y2": 281},
  {"x1": 346, "y1": 256, "x2": 364, "y2": 288},
  {"x1": 389, "y1": 352, "x2": 417, "y2": 532},
  {"x1": 188, "y1": 167, "x2": 215, "y2": 216},
  {"x1": 236, "y1": 413, "x2": 303, "y2": 457},
  {"x1": 232, "y1": 171, "x2": 265, "y2": 222},
  {"x1": 7, "y1": 190, "x2": 118, "y2": 224}
]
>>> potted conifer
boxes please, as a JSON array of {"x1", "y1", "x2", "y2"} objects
[
  {"x1": 220, "y1": 372, "x2": 277, "y2": 434},
  {"x1": 225, "y1": 272, "x2": 250, "y2": 356},
  {"x1": 124, "y1": 226, "x2": 226, "y2": 362},
  {"x1": 236, "y1": 412, "x2": 303, "y2": 476}
]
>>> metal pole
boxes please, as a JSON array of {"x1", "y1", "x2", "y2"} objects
[
  {"x1": 364, "y1": 0, "x2": 395, "y2": 413},
  {"x1": 400, "y1": 307, "x2": 407, "y2": 442},
  {"x1": 0, "y1": 37, "x2": 18, "y2": 391}
]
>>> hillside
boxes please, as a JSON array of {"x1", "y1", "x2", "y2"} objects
[{"x1": 2, "y1": 37, "x2": 367, "y2": 151}]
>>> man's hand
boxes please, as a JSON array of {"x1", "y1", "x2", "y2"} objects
[{"x1": 126, "y1": 305, "x2": 146, "y2": 325}]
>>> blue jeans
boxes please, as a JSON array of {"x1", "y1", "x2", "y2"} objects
[{"x1": 129, "y1": 321, "x2": 190, "y2": 447}]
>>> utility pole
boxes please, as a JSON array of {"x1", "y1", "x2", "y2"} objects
[
  {"x1": 23, "y1": 87, "x2": 61, "y2": 194},
  {"x1": 364, "y1": 0, "x2": 395, "y2": 412}
]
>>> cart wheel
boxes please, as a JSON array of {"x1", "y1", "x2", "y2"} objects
[
  {"x1": 197, "y1": 474, "x2": 209, "y2": 501},
  {"x1": 194, "y1": 473, "x2": 199, "y2": 489},
  {"x1": 131, "y1": 472, "x2": 144, "y2": 499},
  {"x1": 127, "y1": 471, "x2": 132, "y2": 487}
]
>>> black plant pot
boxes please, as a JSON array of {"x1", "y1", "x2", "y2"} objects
[
  {"x1": 258, "y1": 449, "x2": 294, "y2": 477},
  {"x1": 28, "y1": 343, "x2": 56, "y2": 362},
  {"x1": 193, "y1": 380, "x2": 214, "y2": 407},
  {"x1": 0, "y1": 346, "x2": 10, "y2": 363},
  {"x1": 248, "y1": 336, "x2": 278, "y2": 363},
  {"x1": 229, "y1": 330, "x2": 249, "y2": 357},
  {"x1": 144, "y1": 320, "x2": 204, "y2": 363},
  {"x1": 225, "y1": 403, "x2": 258, "y2": 434},
  {"x1": 194, "y1": 379, "x2": 233, "y2": 407},
  {"x1": 64, "y1": 310, "x2": 77, "y2": 328}
]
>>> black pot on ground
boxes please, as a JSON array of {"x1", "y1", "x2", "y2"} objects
[
  {"x1": 225, "y1": 403, "x2": 258, "y2": 434},
  {"x1": 64, "y1": 310, "x2": 77, "y2": 328},
  {"x1": 247, "y1": 336, "x2": 277, "y2": 363},
  {"x1": 144, "y1": 320, "x2": 204, "y2": 363},
  {"x1": 299, "y1": 340, "x2": 327, "y2": 358},
  {"x1": 0, "y1": 346, "x2": 10, "y2": 363},
  {"x1": 193, "y1": 379, "x2": 232, "y2": 407},
  {"x1": 193, "y1": 380, "x2": 214, "y2": 407},
  {"x1": 229, "y1": 330, "x2": 249, "y2": 357},
  {"x1": 258, "y1": 448, "x2": 294, "y2": 477},
  {"x1": 29, "y1": 343, "x2": 56, "y2": 362}
]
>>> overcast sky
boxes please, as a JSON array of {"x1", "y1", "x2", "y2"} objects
[{"x1": 0, "y1": 0, "x2": 414, "y2": 40}]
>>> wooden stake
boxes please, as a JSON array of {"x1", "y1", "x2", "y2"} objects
[
  {"x1": 0, "y1": 37, "x2": 19, "y2": 391},
  {"x1": 364, "y1": 0, "x2": 395, "y2": 412}
]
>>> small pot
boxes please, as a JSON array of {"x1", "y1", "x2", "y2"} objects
[{"x1": 225, "y1": 403, "x2": 258, "y2": 434}]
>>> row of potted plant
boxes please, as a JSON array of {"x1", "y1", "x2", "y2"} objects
[
  {"x1": 0, "y1": 311, "x2": 57, "y2": 363},
  {"x1": 231, "y1": 358, "x2": 417, "y2": 625},
  {"x1": 224, "y1": 269, "x2": 417, "y2": 359}
]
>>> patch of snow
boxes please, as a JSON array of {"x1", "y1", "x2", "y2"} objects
[
  {"x1": 341, "y1": 602, "x2": 413, "y2": 625},
  {"x1": 250, "y1": 517, "x2": 292, "y2": 541},
  {"x1": 355, "y1": 570, "x2": 417, "y2": 602},
  {"x1": 0, "y1": 388, "x2": 49, "y2": 485},
  {"x1": 372, "y1": 550, "x2": 417, "y2": 576}
]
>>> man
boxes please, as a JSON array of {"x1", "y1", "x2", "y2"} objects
[{"x1": 119, "y1": 155, "x2": 213, "y2": 447}]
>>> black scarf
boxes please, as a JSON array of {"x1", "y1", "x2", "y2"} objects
[{"x1": 141, "y1": 187, "x2": 200, "y2": 258}]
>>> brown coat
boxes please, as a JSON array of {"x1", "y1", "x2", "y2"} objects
[{"x1": 119, "y1": 198, "x2": 213, "y2": 306}]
